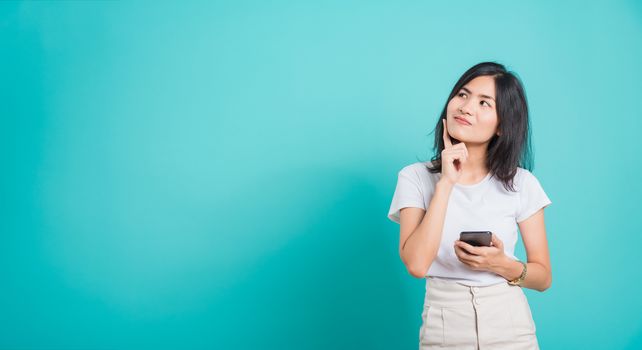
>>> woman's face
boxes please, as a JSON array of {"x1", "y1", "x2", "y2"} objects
[{"x1": 446, "y1": 75, "x2": 500, "y2": 145}]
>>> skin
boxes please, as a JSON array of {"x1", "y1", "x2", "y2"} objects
[{"x1": 441, "y1": 76, "x2": 552, "y2": 291}]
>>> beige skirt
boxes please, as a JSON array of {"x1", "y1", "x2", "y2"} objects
[{"x1": 419, "y1": 277, "x2": 539, "y2": 350}]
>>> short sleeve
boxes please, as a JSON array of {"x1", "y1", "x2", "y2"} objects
[
  {"x1": 387, "y1": 166, "x2": 426, "y2": 224},
  {"x1": 516, "y1": 170, "x2": 552, "y2": 223}
]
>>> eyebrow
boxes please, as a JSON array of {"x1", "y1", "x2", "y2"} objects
[{"x1": 461, "y1": 87, "x2": 495, "y2": 102}]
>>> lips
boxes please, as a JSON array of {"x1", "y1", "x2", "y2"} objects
[{"x1": 454, "y1": 116, "x2": 472, "y2": 126}]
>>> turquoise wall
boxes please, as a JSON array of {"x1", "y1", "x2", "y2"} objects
[{"x1": 1, "y1": 1, "x2": 641, "y2": 349}]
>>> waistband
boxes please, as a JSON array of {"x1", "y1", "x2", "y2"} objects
[{"x1": 424, "y1": 276, "x2": 523, "y2": 308}]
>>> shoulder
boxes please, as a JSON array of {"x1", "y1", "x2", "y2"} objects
[
  {"x1": 398, "y1": 161, "x2": 440, "y2": 187},
  {"x1": 398, "y1": 161, "x2": 433, "y2": 176},
  {"x1": 513, "y1": 167, "x2": 543, "y2": 190},
  {"x1": 514, "y1": 167, "x2": 530, "y2": 180}
]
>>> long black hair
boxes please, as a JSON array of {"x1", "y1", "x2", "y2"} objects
[{"x1": 422, "y1": 61, "x2": 533, "y2": 192}]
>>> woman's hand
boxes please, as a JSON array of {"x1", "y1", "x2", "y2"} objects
[
  {"x1": 454, "y1": 233, "x2": 509, "y2": 273},
  {"x1": 440, "y1": 118, "x2": 468, "y2": 186}
]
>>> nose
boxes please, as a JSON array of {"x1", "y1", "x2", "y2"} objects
[{"x1": 458, "y1": 99, "x2": 473, "y2": 115}]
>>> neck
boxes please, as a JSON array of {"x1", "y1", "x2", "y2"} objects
[{"x1": 458, "y1": 141, "x2": 489, "y2": 177}]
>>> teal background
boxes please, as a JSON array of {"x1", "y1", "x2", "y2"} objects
[{"x1": 1, "y1": 1, "x2": 641, "y2": 349}]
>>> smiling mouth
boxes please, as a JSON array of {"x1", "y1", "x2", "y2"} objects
[{"x1": 454, "y1": 116, "x2": 472, "y2": 126}]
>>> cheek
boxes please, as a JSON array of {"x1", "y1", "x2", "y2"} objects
[
  {"x1": 479, "y1": 113, "x2": 499, "y2": 131},
  {"x1": 447, "y1": 97, "x2": 461, "y2": 111},
  {"x1": 446, "y1": 101, "x2": 455, "y2": 114}
]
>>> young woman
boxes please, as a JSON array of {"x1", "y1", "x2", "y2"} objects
[{"x1": 387, "y1": 61, "x2": 552, "y2": 349}]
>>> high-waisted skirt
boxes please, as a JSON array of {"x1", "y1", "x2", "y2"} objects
[{"x1": 419, "y1": 277, "x2": 539, "y2": 350}]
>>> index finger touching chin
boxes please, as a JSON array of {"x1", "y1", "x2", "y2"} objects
[{"x1": 442, "y1": 118, "x2": 452, "y2": 148}]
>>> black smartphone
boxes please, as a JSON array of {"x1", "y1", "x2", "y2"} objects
[{"x1": 459, "y1": 231, "x2": 492, "y2": 247}]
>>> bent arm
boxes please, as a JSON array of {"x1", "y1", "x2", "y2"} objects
[
  {"x1": 400, "y1": 180, "x2": 454, "y2": 278},
  {"x1": 493, "y1": 208, "x2": 552, "y2": 291}
]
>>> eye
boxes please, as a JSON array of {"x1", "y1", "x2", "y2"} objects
[
  {"x1": 458, "y1": 92, "x2": 466, "y2": 98},
  {"x1": 481, "y1": 100, "x2": 491, "y2": 107}
]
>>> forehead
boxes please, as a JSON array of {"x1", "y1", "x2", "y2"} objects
[{"x1": 462, "y1": 76, "x2": 496, "y2": 98}]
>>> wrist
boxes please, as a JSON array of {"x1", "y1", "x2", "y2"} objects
[
  {"x1": 496, "y1": 255, "x2": 523, "y2": 281},
  {"x1": 507, "y1": 260, "x2": 528, "y2": 286},
  {"x1": 437, "y1": 178, "x2": 454, "y2": 190}
]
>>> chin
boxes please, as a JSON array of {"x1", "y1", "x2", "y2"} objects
[
  {"x1": 452, "y1": 135, "x2": 478, "y2": 145},
  {"x1": 449, "y1": 132, "x2": 467, "y2": 143}
]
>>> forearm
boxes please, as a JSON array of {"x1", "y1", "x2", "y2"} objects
[
  {"x1": 493, "y1": 256, "x2": 552, "y2": 292},
  {"x1": 401, "y1": 180, "x2": 454, "y2": 277}
]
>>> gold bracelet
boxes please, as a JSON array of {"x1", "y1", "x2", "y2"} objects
[{"x1": 507, "y1": 260, "x2": 527, "y2": 286}]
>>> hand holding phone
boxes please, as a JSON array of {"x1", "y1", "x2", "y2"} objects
[{"x1": 455, "y1": 231, "x2": 506, "y2": 273}]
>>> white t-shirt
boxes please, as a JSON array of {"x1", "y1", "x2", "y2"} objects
[{"x1": 387, "y1": 161, "x2": 552, "y2": 286}]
